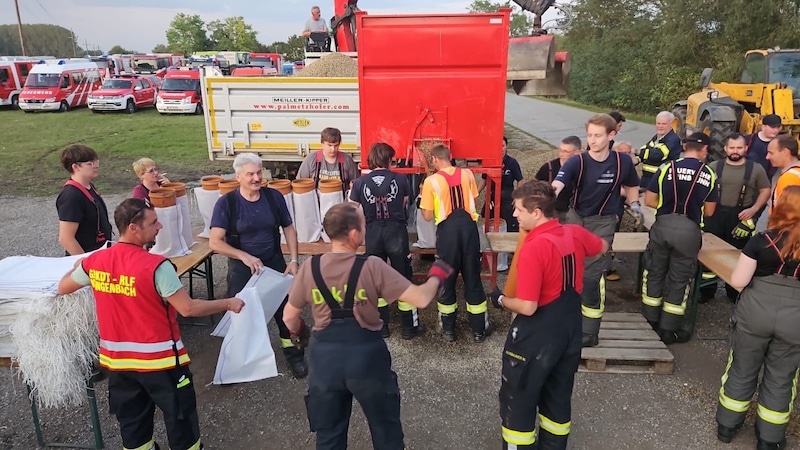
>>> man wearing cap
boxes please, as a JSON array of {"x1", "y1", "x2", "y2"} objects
[
  {"x1": 700, "y1": 133, "x2": 770, "y2": 301},
  {"x1": 635, "y1": 111, "x2": 682, "y2": 190},
  {"x1": 641, "y1": 132, "x2": 718, "y2": 344},
  {"x1": 746, "y1": 114, "x2": 783, "y2": 180}
]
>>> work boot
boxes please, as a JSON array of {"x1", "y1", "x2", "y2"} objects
[
  {"x1": 756, "y1": 438, "x2": 786, "y2": 450},
  {"x1": 716, "y1": 422, "x2": 742, "y2": 443},
  {"x1": 658, "y1": 329, "x2": 691, "y2": 345},
  {"x1": 582, "y1": 333, "x2": 599, "y2": 348},
  {"x1": 379, "y1": 306, "x2": 391, "y2": 338},
  {"x1": 401, "y1": 324, "x2": 427, "y2": 340},
  {"x1": 288, "y1": 358, "x2": 308, "y2": 379},
  {"x1": 440, "y1": 313, "x2": 456, "y2": 342},
  {"x1": 647, "y1": 320, "x2": 659, "y2": 331},
  {"x1": 606, "y1": 266, "x2": 620, "y2": 281},
  {"x1": 381, "y1": 323, "x2": 391, "y2": 338},
  {"x1": 473, "y1": 323, "x2": 493, "y2": 343}
]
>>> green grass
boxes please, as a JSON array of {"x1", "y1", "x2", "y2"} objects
[
  {"x1": 525, "y1": 96, "x2": 655, "y2": 125},
  {"x1": 0, "y1": 107, "x2": 231, "y2": 196}
]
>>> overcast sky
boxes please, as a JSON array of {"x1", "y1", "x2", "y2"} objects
[{"x1": 1, "y1": 0, "x2": 493, "y2": 53}]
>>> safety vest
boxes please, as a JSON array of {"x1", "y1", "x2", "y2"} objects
[
  {"x1": 83, "y1": 243, "x2": 190, "y2": 372},
  {"x1": 639, "y1": 136, "x2": 671, "y2": 174}
]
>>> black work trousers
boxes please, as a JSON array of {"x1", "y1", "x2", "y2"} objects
[
  {"x1": 226, "y1": 252, "x2": 304, "y2": 363},
  {"x1": 435, "y1": 209, "x2": 487, "y2": 333},
  {"x1": 365, "y1": 221, "x2": 419, "y2": 330},
  {"x1": 305, "y1": 319, "x2": 405, "y2": 450},
  {"x1": 485, "y1": 195, "x2": 520, "y2": 232},
  {"x1": 499, "y1": 290, "x2": 582, "y2": 450},
  {"x1": 108, "y1": 365, "x2": 201, "y2": 450}
]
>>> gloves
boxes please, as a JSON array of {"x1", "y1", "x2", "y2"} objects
[
  {"x1": 290, "y1": 319, "x2": 311, "y2": 350},
  {"x1": 630, "y1": 201, "x2": 644, "y2": 227},
  {"x1": 731, "y1": 219, "x2": 756, "y2": 239},
  {"x1": 426, "y1": 259, "x2": 454, "y2": 285},
  {"x1": 488, "y1": 286, "x2": 504, "y2": 309},
  {"x1": 415, "y1": 195, "x2": 422, "y2": 209}
]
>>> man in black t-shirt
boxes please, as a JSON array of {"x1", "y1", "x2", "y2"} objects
[
  {"x1": 745, "y1": 114, "x2": 782, "y2": 180},
  {"x1": 479, "y1": 136, "x2": 524, "y2": 231},
  {"x1": 535, "y1": 135, "x2": 582, "y2": 223},
  {"x1": 641, "y1": 132, "x2": 719, "y2": 344},
  {"x1": 350, "y1": 143, "x2": 424, "y2": 340},
  {"x1": 56, "y1": 144, "x2": 113, "y2": 255}
]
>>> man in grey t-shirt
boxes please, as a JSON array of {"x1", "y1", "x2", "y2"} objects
[
  {"x1": 303, "y1": 6, "x2": 329, "y2": 37},
  {"x1": 297, "y1": 127, "x2": 359, "y2": 193}
]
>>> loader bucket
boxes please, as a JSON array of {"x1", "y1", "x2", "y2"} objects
[{"x1": 508, "y1": 35, "x2": 568, "y2": 97}]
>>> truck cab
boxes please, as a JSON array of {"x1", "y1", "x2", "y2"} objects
[
  {"x1": 0, "y1": 59, "x2": 37, "y2": 109},
  {"x1": 156, "y1": 67, "x2": 202, "y2": 114}
]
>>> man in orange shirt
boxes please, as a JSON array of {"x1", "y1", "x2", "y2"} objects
[
  {"x1": 765, "y1": 134, "x2": 800, "y2": 218},
  {"x1": 420, "y1": 144, "x2": 491, "y2": 343}
]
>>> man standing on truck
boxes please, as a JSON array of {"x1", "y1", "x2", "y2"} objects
[
  {"x1": 297, "y1": 127, "x2": 360, "y2": 195},
  {"x1": 420, "y1": 144, "x2": 492, "y2": 343},
  {"x1": 552, "y1": 114, "x2": 640, "y2": 348}
]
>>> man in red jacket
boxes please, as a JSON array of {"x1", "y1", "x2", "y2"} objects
[{"x1": 59, "y1": 198, "x2": 245, "y2": 450}]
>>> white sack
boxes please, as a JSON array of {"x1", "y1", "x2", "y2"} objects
[
  {"x1": 319, "y1": 190, "x2": 344, "y2": 243},
  {"x1": 194, "y1": 187, "x2": 220, "y2": 239},
  {"x1": 150, "y1": 205, "x2": 191, "y2": 258},
  {"x1": 176, "y1": 195, "x2": 195, "y2": 248},
  {"x1": 413, "y1": 198, "x2": 437, "y2": 248},
  {"x1": 293, "y1": 190, "x2": 322, "y2": 243},
  {"x1": 212, "y1": 267, "x2": 294, "y2": 384},
  {"x1": 280, "y1": 192, "x2": 295, "y2": 245}
]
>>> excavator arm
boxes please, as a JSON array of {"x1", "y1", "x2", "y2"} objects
[{"x1": 331, "y1": 0, "x2": 359, "y2": 52}]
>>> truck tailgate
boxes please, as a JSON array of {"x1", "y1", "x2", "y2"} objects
[{"x1": 202, "y1": 76, "x2": 360, "y2": 161}]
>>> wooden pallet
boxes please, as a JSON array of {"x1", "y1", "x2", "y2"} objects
[{"x1": 579, "y1": 312, "x2": 674, "y2": 375}]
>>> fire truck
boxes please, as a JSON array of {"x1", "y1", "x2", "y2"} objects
[
  {"x1": 0, "y1": 57, "x2": 40, "y2": 109},
  {"x1": 18, "y1": 59, "x2": 102, "y2": 112}
]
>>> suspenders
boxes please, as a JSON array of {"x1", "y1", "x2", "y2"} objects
[
  {"x1": 715, "y1": 159, "x2": 754, "y2": 208},
  {"x1": 537, "y1": 227, "x2": 578, "y2": 293},
  {"x1": 310, "y1": 254, "x2": 368, "y2": 319},
  {"x1": 668, "y1": 160, "x2": 706, "y2": 216},
  {"x1": 364, "y1": 171, "x2": 397, "y2": 221},
  {"x1": 438, "y1": 167, "x2": 466, "y2": 211},
  {"x1": 763, "y1": 233, "x2": 800, "y2": 278}
]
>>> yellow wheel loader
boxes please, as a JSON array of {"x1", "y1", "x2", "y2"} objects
[{"x1": 672, "y1": 48, "x2": 800, "y2": 160}]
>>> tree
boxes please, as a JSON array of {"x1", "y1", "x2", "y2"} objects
[
  {"x1": 207, "y1": 16, "x2": 259, "y2": 51},
  {"x1": 108, "y1": 45, "x2": 136, "y2": 54},
  {"x1": 285, "y1": 35, "x2": 306, "y2": 62},
  {"x1": 468, "y1": 1, "x2": 534, "y2": 37},
  {"x1": 165, "y1": 13, "x2": 209, "y2": 55},
  {"x1": 152, "y1": 44, "x2": 170, "y2": 53}
]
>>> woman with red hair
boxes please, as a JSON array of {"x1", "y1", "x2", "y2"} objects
[{"x1": 716, "y1": 186, "x2": 800, "y2": 450}]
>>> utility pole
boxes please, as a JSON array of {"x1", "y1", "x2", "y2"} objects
[
  {"x1": 14, "y1": 0, "x2": 27, "y2": 56},
  {"x1": 71, "y1": 30, "x2": 77, "y2": 57}
]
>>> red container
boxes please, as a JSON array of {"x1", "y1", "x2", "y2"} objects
[{"x1": 356, "y1": 10, "x2": 511, "y2": 172}]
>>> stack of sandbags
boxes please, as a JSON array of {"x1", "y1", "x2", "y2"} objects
[
  {"x1": 161, "y1": 182, "x2": 195, "y2": 248},
  {"x1": 0, "y1": 254, "x2": 99, "y2": 408},
  {"x1": 267, "y1": 180, "x2": 294, "y2": 244},
  {"x1": 318, "y1": 179, "x2": 344, "y2": 243}
]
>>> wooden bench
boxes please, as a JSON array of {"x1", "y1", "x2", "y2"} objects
[{"x1": 170, "y1": 239, "x2": 215, "y2": 299}]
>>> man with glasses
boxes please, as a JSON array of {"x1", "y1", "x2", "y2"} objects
[
  {"x1": 132, "y1": 158, "x2": 169, "y2": 199},
  {"x1": 535, "y1": 136, "x2": 582, "y2": 223},
  {"x1": 56, "y1": 144, "x2": 113, "y2": 255},
  {"x1": 58, "y1": 197, "x2": 245, "y2": 450},
  {"x1": 349, "y1": 143, "x2": 424, "y2": 340}
]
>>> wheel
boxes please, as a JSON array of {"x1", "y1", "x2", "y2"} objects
[
  {"x1": 11, "y1": 94, "x2": 19, "y2": 110},
  {"x1": 699, "y1": 113, "x2": 736, "y2": 161},
  {"x1": 194, "y1": 103, "x2": 203, "y2": 115},
  {"x1": 125, "y1": 99, "x2": 135, "y2": 114},
  {"x1": 58, "y1": 100, "x2": 69, "y2": 112},
  {"x1": 91, "y1": 109, "x2": 100, "y2": 114},
  {"x1": 672, "y1": 105, "x2": 687, "y2": 140}
]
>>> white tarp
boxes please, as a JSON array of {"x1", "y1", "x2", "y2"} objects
[
  {"x1": 211, "y1": 267, "x2": 294, "y2": 385},
  {"x1": 194, "y1": 187, "x2": 220, "y2": 239}
]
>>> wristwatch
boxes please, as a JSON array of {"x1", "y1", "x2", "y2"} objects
[
  {"x1": 290, "y1": 258, "x2": 298, "y2": 264},
  {"x1": 497, "y1": 295, "x2": 505, "y2": 309}
]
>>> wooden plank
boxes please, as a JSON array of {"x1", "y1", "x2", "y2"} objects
[
  {"x1": 486, "y1": 231, "x2": 650, "y2": 253},
  {"x1": 600, "y1": 322, "x2": 652, "y2": 330},
  {"x1": 698, "y1": 248, "x2": 741, "y2": 291},
  {"x1": 581, "y1": 347, "x2": 674, "y2": 362},
  {"x1": 598, "y1": 329, "x2": 661, "y2": 341},
  {"x1": 579, "y1": 361, "x2": 673, "y2": 375},
  {"x1": 701, "y1": 233, "x2": 737, "y2": 252},
  {"x1": 170, "y1": 240, "x2": 214, "y2": 277},
  {"x1": 603, "y1": 312, "x2": 648, "y2": 322},
  {"x1": 595, "y1": 340, "x2": 667, "y2": 349},
  {"x1": 0, "y1": 357, "x2": 15, "y2": 368}
]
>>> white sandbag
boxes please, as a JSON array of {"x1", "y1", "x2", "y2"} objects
[
  {"x1": 194, "y1": 187, "x2": 220, "y2": 239},
  {"x1": 280, "y1": 192, "x2": 295, "y2": 245},
  {"x1": 319, "y1": 190, "x2": 344, "y2": 243},
  {"x1": 293, "y1": 190, "x2": 322, "y2": 243},
  {"x1": 176, "y1": 195, "x2": 195, "y2": 248},
  {"x1": 413, "y1": 198, "x2": 437, "y2": 248},
  {"x1": 212, "y1": 267, "x2": 294, "y2": 384},
  {"x1": 150, "y1": 205, "x2": 190, "y2": 258}
]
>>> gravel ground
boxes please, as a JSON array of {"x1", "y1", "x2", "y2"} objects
[{"x1": 1, "y1": 171, "x2": 798, "y2": 449}]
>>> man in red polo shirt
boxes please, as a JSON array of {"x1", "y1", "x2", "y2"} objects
[{"x1": 488, "y1": 180, "x2": 608, "y2": 450}]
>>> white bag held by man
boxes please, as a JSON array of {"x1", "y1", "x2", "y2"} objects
[{"x1": 211, "y1": 267, "x2": 294, "y2": 384}]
